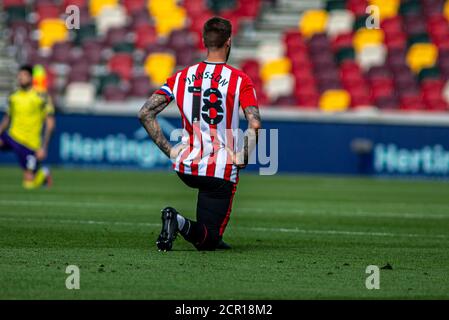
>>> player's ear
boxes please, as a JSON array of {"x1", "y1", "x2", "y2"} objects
[{"x1": 226, "y1": 37, "x2": 231, "y2": 47}]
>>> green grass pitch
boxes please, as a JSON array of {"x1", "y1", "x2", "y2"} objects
[{"x1": 0, "y1": 166, "x2": 448, "y2": 299}]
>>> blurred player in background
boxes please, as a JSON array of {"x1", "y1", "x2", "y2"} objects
[
  {"x1": 0, "y1": 65, "x2": 55, "y2": 189},
  {"x1": 139, "y1": 17, "x2": 262, "y2": 251}
]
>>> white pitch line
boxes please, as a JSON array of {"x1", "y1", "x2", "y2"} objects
[
  {"x1": 0, "y1": 216, "x2": 447, "y2": 240},
  {"x1": 0, "y1": 199, "x2": 157, "y2": 210},
  {"x1": 249, "y1": 227, "x2": 448, "y2": 239},
  {"x1": 240, "y1": 207, "x2": 449, "y2": 220},
  {"x1": 0, "y1": 216, "x2": 160, "y2": 227},
  {"x1": 1, "y1": 199, "x2": 449, "y2": 220}
]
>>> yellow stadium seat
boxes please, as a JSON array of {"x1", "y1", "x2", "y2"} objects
[
  {"x1": 144, "y1": 53, "x2": 176, "y2": 86},
  {"x1": 444, "y1": 0, "x2": 449, "y2": 21},
  {"x1": 154, "y1": 7, "x2": 186, "y2": 37},
  {"x1": 89, "y1": 0, "x2": 118, "y2": 17},
  {"x1": 353, "y1": 28, "x2": 384, "y2": 52},
  {"x1": 319, "y1": 90, "x2": 350, "y2": 112},
  {"x1": 368, "y1": 0, "x2": 399, "y2": 20},
  {"x1": 260, "y1": 58, "x2": 291, "y2": 83},
  {"x1": 299, "y1": 10, "x2": 328, "y2": 38},
  {"x1": 406, "y1": 43, "x2": 438, "y2": 73},
  {"x1": 148, "y1": 0, "x2": 178, "y2": 17},
  {"x1": 146, "y1": 0, "x2": 186, "y2": 37},
  {"x1": 38, "y1": 19, "x2": 68, "y2": 49}
]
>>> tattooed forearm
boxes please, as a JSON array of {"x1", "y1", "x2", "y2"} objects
[
  {"x1": 242, "y1": 106, "x2": 262, "y2": 165},
  {"x1": 138, "y1": 94, "x2": 172, "y2": 158},
  {"x1": 244, "y1": 106, "x2": 262, "y2": 131}
]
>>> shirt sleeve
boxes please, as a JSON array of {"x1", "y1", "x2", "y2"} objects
[
  {"x1": 239, "y1": 74, "x2": 259, "y2": 110},
  {"x1": 154, "y1": 73, "x2": 177, "y2": 103}
]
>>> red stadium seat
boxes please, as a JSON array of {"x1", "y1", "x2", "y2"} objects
[
  {"x1": 427, "y1": 14, "x2": 447, "y2": 31},
  {"x1": 63, "y1": 0, "x2": 87, "y2": 8},
  {"x1": 123, "y1": 0, "x2": 146, "y2": 15},
  {"x1": 381, "y1": 16, "x2": 403, "y2": 34},
  {"x1": 340, "y1": 61, "x2": 363, "y2": 82},
  {"x1": 296, "y1": 92, "x2": 320, "y2": 108},
  {"x1": 371, "y1": 81, "x2": 395, "y2": 100},
  {"x1": 236, "y1": 0, "x2": 261, "y2": 18},
  {"x1": 108, "y1": 53, "x2": 133, "y2": 80},
  {"x1": 3, "y1": 0, "x2": 25, "y2": 9},
  {"x1": 332, "y1": 33, "x2": 353, "y2": 52},
  {"x1": 289, "y1": 49, "x2": 310, "y2": 66},
  {"x1": 347, "y1": 0, "x2": 367, "y2": 16},
  {"x1": 343, "y1": 77, "x2": 367, "y2": 91},
  {"x1": 36, "y1": 4, "x2": 61, "y2": 23},
  {"x1": 424, "y1": 98, "x2": 448, "y2": 111},
  {"x1": 284, "y1": 30, "x2": 303, "y2": 47},
  {"x1": 294, "y1": 71, "x2": 317, "y2": 85},
  {"x1": 286, "y1": 42, "x2": 308, "y2": 60},
  {"x1": 421, "y1": 76, "x2": 448, "y2": 110},
  {"x1": 400, "y1": 93, "x2": 425, "y2": 111},
  {"x1": 295, "y1": 81, "x2": 318, "y2": 96},
  {"x1": 135, "y1": 25, "x2": 157, "y2": 50},
  {"x1": 183, "y1": 0, "x2": 208, "y2": 17},
  {"x1": 384, "y1": 32, "x2": 407, "y2": 50},
  {"x1": 351, "y1": 92, "x2": 373, "y2": 108},
  {"x1": 241, "y1": 59, "x2": 259, "y2": 72},
  {"x1": 291, "y1": 59, "x2": 313, "y2": 76}
]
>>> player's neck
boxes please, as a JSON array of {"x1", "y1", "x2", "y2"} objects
[{"x1": 205, "y1": 50, "x2": 227, "y2": 64}]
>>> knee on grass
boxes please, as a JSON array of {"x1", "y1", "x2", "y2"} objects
[{"x1": 193, "y1": 228, "x2": 221, "y2": 251}]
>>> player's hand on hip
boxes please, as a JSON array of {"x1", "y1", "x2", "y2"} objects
[
  {"x1": 232, "y1": 151, "x2": 247, "y2": 169},
  {"x1": 170, "y1": 143, "x2": 187, "y2": 161},
  {"x1": 36, "y1": 148, "x2": 47, "y2": 161}
]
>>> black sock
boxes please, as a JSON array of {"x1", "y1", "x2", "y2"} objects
[{"x1": 179, "y1": 219, "x2": 207, "y2": 246}]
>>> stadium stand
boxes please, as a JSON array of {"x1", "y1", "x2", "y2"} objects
[{"x1": 0, "y1": 0, "x2": 448, "y2": 112}]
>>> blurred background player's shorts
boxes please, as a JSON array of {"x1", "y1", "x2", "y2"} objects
[{"x1": 0, "y1": 132, "x2": 37, "y2": 172}]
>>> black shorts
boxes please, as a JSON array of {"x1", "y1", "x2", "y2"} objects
[{"x1": 177, "y1": 172, "x2": 237, "y2": 237}]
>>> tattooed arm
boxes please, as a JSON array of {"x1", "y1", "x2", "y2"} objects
[
  {"x1": 244, "y1": 106, "x2": 262, "y2": 132},
  {"x1": 234, "y1": 106, "x2": 262, "y2": 167},
  {"x1": 138, "y1": 94, "x2": 173, "y2": 158},
  {"x1": 244, "y1": 106, "x2": 262, "y2": 163}
]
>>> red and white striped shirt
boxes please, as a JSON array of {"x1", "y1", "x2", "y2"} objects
[{"x1": 155, "y1": 61, "x2": 258, "y2": 183}]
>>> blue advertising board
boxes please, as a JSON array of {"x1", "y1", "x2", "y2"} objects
[{"x1": 1, "y1": 113, "x2": 449, "y2": 178}]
